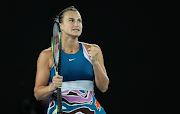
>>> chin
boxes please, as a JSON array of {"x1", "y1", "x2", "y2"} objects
[
  {"x1": 71, "y1": 33, "x2": 82, "y2": 38},
  {"x1": 65, "y1": 31, "x2": 82, "y2": 38}
]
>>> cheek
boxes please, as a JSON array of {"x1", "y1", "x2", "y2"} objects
[
  {"x1": 80, "y1": 24, "x2": 83, "y2": 28},
  {"x1": 63, "y1": 24, "x2": 72, "y2": 31},
  {"x1": 80, "y1": 24, "x2": 83, "y2": 31}
]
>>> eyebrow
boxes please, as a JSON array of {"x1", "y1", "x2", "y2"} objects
[{"x1": 68, "y1": 18, "x2": 82, "y2": 20}]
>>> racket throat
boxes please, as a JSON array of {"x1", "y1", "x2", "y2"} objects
[{"x1": 55, "y1": 66, "x2": 59, "y2": 75}]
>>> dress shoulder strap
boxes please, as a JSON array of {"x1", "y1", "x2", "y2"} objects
[{"x1": 79, "y1": 42, "x2": 92, "y2": 64}]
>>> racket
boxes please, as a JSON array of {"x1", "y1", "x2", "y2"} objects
[{"x1": 51, "y1": 20, "x2": 62, "y2": 113}]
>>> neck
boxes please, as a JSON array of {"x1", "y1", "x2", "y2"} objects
[{"x1": 61, "y1": 33, "x2": 79, "y2": 53}]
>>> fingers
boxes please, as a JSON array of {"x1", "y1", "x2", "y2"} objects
[
  {"x1": 88, "y1": 46, "x2": 99, "y2": 53},
  {"x1": 87, "y1": 46, "x2": 94, "y2": 52},
  {"x1": 88, "y1": 46, "x2": 99, "y2": 60},
  {"x1": 52, "y1": 75, "x2": 63, "y2": 89},
  {"x1": 54, "y1": 75, "x2": 63, "y2": 79}
]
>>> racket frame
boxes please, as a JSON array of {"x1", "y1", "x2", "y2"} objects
[{"x1": 51, "y1": 21, "x2": 62, "y2": 113}]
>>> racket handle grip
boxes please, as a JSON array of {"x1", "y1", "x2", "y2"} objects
[{"x1": 57, "y1": 88, "x2": 62, "y2": 113}]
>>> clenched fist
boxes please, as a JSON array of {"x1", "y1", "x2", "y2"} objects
[
  {"x1": 87, "y1": 46, "x2": 100, "y2": 63},
  {"x1": 51, "y1": 75, "x2": 63, "y2": 91}
]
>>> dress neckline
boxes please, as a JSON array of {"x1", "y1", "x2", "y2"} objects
[{"x1": 62, "y1": 43, "x2": 82, "y2": 55}]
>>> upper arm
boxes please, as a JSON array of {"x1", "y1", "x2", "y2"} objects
[
  {"x1": 95, "y1": 45, "x2": 107, "y2": 75},
  {"x1": 82, "y1": 42, "x2": 107, "y2": 75},
  {"x1": 34, "y1": 50, "x2": 51, "y2": 91}
]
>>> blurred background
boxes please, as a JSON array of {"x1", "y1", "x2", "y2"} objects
[{"x1": 1, "y1": 0, "x2": 178, "y2": 113}]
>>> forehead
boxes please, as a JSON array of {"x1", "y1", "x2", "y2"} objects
[{"x1": 63, "y1": 11, "x2": 81, "y2": 19}]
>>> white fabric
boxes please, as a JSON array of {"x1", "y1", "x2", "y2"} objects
[{"x1": 59, "y1": 80, "x2": 94, "y2": 91}]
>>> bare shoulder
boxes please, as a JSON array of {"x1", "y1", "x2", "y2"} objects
[
  {"x1": 37, "y1": 47, "x2": 52, "y2": 63},
  {"x1": 39, "y1": 47, "x2": 52, "y2": 57},
  {"x1": 80, "y1": 42, "x2": 100, "y2": 50}
]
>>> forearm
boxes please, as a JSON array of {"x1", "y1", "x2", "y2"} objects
[
  {"x1": 92, "y1": 61, "x2": 109, "y2": 92},
  {"x1": 34, "y1": 85, "x2": 54, "y2": 101}
]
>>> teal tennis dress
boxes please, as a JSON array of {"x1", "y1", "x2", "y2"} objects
[{"x1": 47, "y1": 42, "x2": 106, "y2": 114}]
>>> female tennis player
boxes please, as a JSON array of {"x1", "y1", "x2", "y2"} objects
[{"x1": 34, "y1": 6, "x2": 109, "y2": 114}]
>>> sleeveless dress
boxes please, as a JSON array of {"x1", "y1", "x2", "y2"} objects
[{"x1": 47, "y1": 42, "x2": 106, "y2": 114}]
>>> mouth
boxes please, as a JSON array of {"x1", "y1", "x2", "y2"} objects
[{"x1": 72, "y1": 28, "x2": 80, "y2": 32}]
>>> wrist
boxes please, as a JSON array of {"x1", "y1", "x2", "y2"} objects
[
  {"x1": 92, "y1": 60, "x2": 99, "y2": 66},
  {"x1": 49, "y1": 84, "x2": 55, "y2": 93}
]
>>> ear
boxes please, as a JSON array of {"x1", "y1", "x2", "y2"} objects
[{"x1": 59, "y1": 23, "x2": 63, "y2": 31}]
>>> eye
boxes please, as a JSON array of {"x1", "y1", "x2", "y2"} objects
[
  {"x1": 69, "y1": 19, "x2": 73, "y2": 22},
  {"x1": 78, "y1": 19, "x2": 82, "y2": 23}
]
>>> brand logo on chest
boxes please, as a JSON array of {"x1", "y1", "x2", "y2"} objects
[{"x1": 69, "y1": 58, "x2": 76, "y2": 61}]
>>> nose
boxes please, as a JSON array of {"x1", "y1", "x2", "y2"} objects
[{"x1": 74, "y1": 21, "x2": 80, "y2": 27}]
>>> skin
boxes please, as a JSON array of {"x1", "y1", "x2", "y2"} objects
[{"x1": 34, "y1": 11, "x2": 109, "y2": 100}]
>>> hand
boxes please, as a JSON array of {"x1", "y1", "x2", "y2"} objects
[
  {"x1": 88, "y1": 46, "x2": 99, "y2": 63},
  {"x1": 51, "y1": 75, "x2": 63, "y2": 90}
]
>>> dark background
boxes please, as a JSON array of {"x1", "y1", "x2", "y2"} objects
[{"x1": 1, "y1": 0, "x2": 178, "y2": 113}]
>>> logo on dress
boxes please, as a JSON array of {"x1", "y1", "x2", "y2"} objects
[{"x1": 69, "y1": 58, "x2": 76, "y2": 61}]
